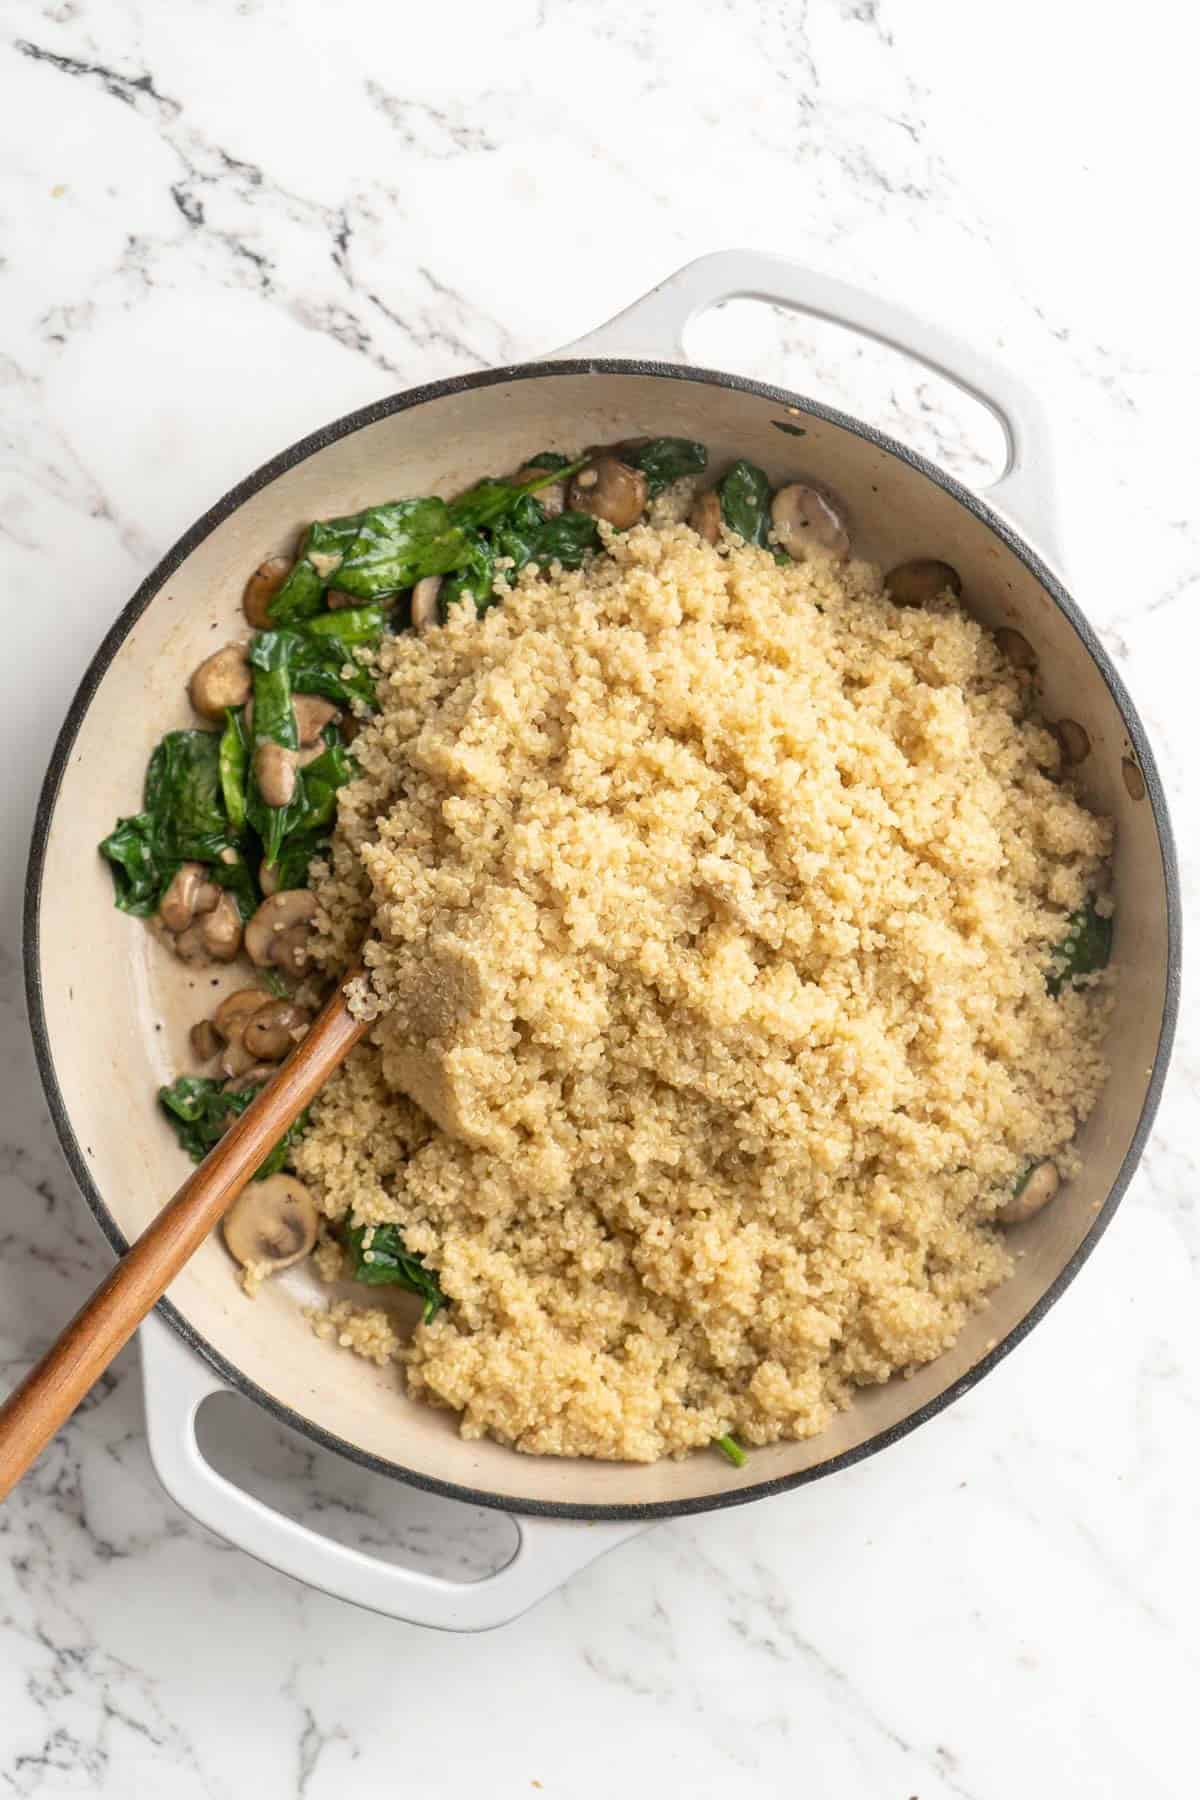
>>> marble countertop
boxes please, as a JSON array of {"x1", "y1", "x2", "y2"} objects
[{"x1": 2, "y1": 0, "x2": 1195, "y2": 1793}]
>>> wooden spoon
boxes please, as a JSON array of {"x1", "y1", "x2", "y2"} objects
[{"x1": 0, "y1": 970, "x2": 369, "y2": 1501}]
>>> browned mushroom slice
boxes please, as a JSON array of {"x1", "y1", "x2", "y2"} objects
[
  {"x1": 997, "y1": 1160, "x2": 1060, "y2": 1225},
  {"x1": 567, "y1": 456, "x2": 648, "y2": 530},
  {"x1": 995, "y1": 627, "x2": 1037, "y2": 670},
  {"x1": 884, "y1": 559, "x2": 962, "y2": 607},
  {"x1": 292, "y1": 695, "x2": 340, "y2": 746},
  {"x1": 253, "y1": 741, "x2": 299, "y2": 808},
  {"x1": 189, "y1": 644, "x2": 252, "y2": 721},
  {"x1": 244, "y1": 890, "x2": 319, "y2": 970},
  {"x1": 159, "y1": 863, "x2": 220, "y2": 934},
  {"x1": 213, "y1": 987, "x2": 271, "y2": 1042},
  {"x1": 195, "y1": 893, "x2": 243, "y2": 962},
  {"x1": 243, "y1": 999, "x2": 311, "y2": 1062},
  {"x1": 769, "y1": 484, "x2": 850, "y2": 562},
  {"x1": 1053, "y1": 719, "x2": 1091, "y2": 766},
  {"x1": 243, "y1": 557, "x2": 292, "y2": 630},
  {"x1": 689, "y1": 491, "x2": 722, "y2": 545},
  {"x1": 411, "y1": 576, "x2": 442, "y2": 632},
  {"x1": 222, "y1": 1174, "x2": 319, "y2": 1274},
  {"x1": 190, "y1": 1019, "x2": 221, "y2": 1062}
]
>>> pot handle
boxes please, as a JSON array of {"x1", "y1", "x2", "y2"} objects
[
  {"x1": 139, "y1": 1313, "x2": 645, "y2": 1632},
  {"x1": 553, "y1": 249, "x2": 1060, "y2": 557}
]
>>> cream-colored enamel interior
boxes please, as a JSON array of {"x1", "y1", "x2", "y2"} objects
[{"x1": 36, "y1": 370, "x2": 1172, "y2": 1510}]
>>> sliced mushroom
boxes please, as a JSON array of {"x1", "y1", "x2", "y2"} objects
[
  {"x1": 190, "y1": 1019, "x2": 221, "y2": 1062},
  {"x1": 567, "y1": 456, "x2": 648, "y2": 530},
  {"x1": 326, "y1": 588, "x2": 357, "y2": 611},
  {"x1": 411, "y1": 576, "x2": 442, "y2": 632},
  {"x1": 769, "y1": 483, "x2": 850, "y2": 562},
  {"x1": 512, "y1": 465, "x2": 565, "y2": 516},
  {"x1": 214, "y1": 986, "x2": 272, "y2": 1043},
  {"x1": 271, "y1": 924, "x2": 316, "y2": 974},
  {"x1": 995, "y1": 627, "x2": 1037, "y2": 670},
  {"x1": 244, "y1": 999, "x2": 311, "y2": 1062},
  {"x1": 189, "y1": 644, "x2": 252, "y2": 721},
  {"x1": 254, "y1": 741, "x2": 299, "y2": 808},
  {"x1": 1052, "y1": 719, "x2": 1091, "y2": 765},
  {"x1": 293, "y1": 694, "x2": 339, "y2": 745},
  {"x1": 160, "y1": 863, "x2": 220, "y2": 934},
  {"x1": 998, "y1": 1160, "x2": 1060, "y2": 1225},
  {"x1": 884, "y1": 559, "x2": 962, "y2": 607},
  {"x1": 688, "y1": 491, "x2": 722, "y2": 545},
  {"x1": 243, "y1": 556, "x2": 292, "y2": 630},
  {"x1": 244, "y1": 890, "x2": 318, "y2": 970},
  {"x1": 196, "y1": 892, "x2": 242, "y2": 962},
  {"x1": 222, "y1": 1174, "x2": 319, "y2": 1274}
]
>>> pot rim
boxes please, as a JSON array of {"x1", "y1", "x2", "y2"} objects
[{"x1": 23, "y1": 357, "x2": 1182, "y2": 1521}]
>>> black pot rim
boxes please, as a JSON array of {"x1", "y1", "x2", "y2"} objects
[{"x1": 23, "y1": 356, "x2": 1182, "y2": 1523}]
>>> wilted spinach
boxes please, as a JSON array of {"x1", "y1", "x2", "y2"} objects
[
  {"x1": 713, "y1": 1434, "x2": 747, "y2": 1468},
  {"x1": 99, "y1": 729, "x2": 252, "y2": 917},
  {"x1": 718, "y1": 459, "x2": 773, "y2": 548},
  {"x1": 1047, "y1": 899, "x2": 1113, "y2": 996},
  {"x1": 158, "y1": 1073, "x2": 309, "y2": 1179},
  {"x1": 495, "y1": 507, "x2": 600, "y2": 578},
  {"x1": 626, "y1": 436, "x2": 708, "y2": 499},
  {"x1": 343, "y1": 1222, "x2": 446, "y2": 1323},
  {"x1": 267, "y1": 464, "x2": 582, "y2": 623},
  {"x1": 219, "y1": 708, "x2": 248, "y2": 832}
]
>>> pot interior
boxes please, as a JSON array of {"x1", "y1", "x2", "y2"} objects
[{"x1": 31, "y1": 365, "x2": 1174, "y2": 1514}]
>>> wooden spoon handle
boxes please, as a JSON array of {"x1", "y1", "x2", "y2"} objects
[{"x1": 0, "y1": 971, "x2": 369, "y2": 1501}]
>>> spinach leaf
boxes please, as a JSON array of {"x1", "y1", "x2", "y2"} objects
[
  {"x1": 1047, "y1": 899, "x2": 1113, "y2": 996},
  {"x1": 290, "y1": 733, "x2": 353, "y2": 838},
  {"x1": 158, "y1": 1074, "x2": 309, "y2": 1179},
  {"x1": 494, "y1": 508, "x2": 600, "y2": 578},
  {"x1": 269, "y1": 499, "x2": 463, "y2": 619},
  {"x1": 247, "y1": 618, "x2": 361, "y2": 867},
  {"x1": 99, "y1": 729, "x2": 244, "y2": 916},
  {"x1": 219, "y1": 707, "x2": 248, "y2": 832},
  {"x1": 245, "y1": 650, "x2": 298, "y2": 867},
  {"x1": 266, "y1": 557, "x2": 326, "y2": 626},
  {"x1": 447, "y1": 460, "x2": 585, "y2": 533},
  {"x1": 271, "y1": 828, "x2": 329, "y2": 893},
  {"x1": 713, "y1": 1434, "x2": 747, "y2": 1468},
  {"x1": 144, "y1": 730, "x2": 230, "y2": 852},
  {"x1": 251, "y1": 608, "x2": 383, "y2": 712},
  {"x1": 343, "y1": 1222, "x2": 445, "y2": 1322},
  {"x1": 300, "y1": 604, "x2": 386, "y2": 647},
  {"x1": 626, "y1": 436, "x2": 708, "y2": 499},
  {"x1": 718, "y1": 459, "x2": 773, "y2": 548},
  {"x1": 98, "y1": 813, "x2": 162, "y2": 914},
  {"x1": 525, "y1": 451, "x2": 570, "y2": 471},
  {"x1": 249, "y1": 722, "x2": 351, "y2": 870},
  {"x1": 210, "y1": 853, "x2": 260, "y2": 922},
  {"x1": 267, "y1": 468, "x2": 584, "y2": 623},
  {"x1": 528, "y1": 510, "x2": 601, "y2": 568},
  {"x1": 440, "y1": 534, "x2": 497, "y2": 616}
]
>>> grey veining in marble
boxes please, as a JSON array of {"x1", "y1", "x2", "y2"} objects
[{"x1": 0, "y1": 0, "x2": 1195, "y2": 1793}]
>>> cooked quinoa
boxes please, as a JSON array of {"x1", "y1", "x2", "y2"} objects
[{"x1": 294, "y1": 521, "x2": 1112, "y2": 1463}]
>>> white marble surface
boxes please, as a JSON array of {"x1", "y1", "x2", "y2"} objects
[{"x1": 1, "y1": 0, "x2": 1197, "y2": 1792}]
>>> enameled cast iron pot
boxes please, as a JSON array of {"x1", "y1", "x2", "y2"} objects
[{"x1": 24, "y1": 253, "x2": 1181, "y2": 1630}]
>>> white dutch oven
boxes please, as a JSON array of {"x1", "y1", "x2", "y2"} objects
[{"x1": 24, "y1": 253, "x2": 1180, "y2": 1630}]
